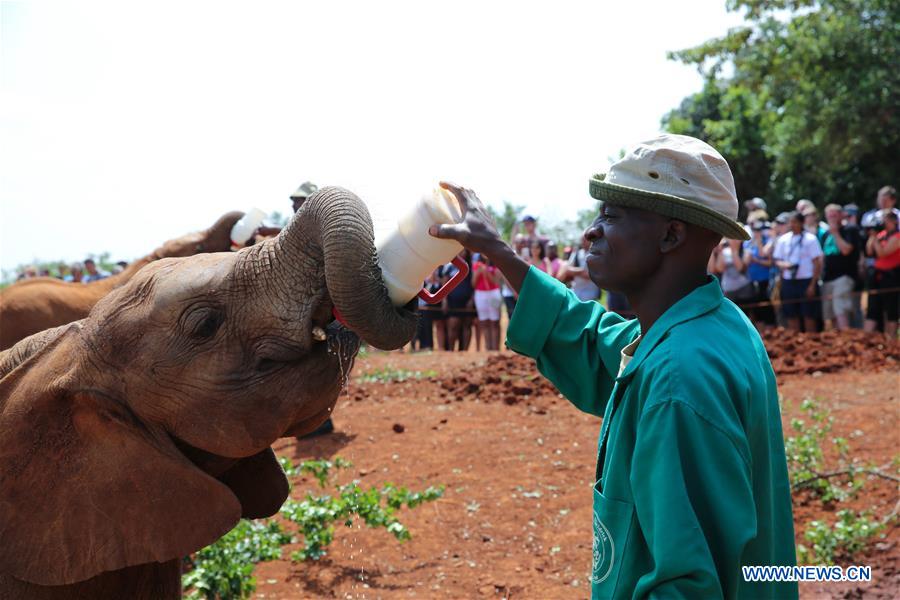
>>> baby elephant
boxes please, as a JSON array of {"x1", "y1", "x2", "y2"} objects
[
  {"x1": 0, "y1": 210, "x2": 246, "y2": 350},
  {"x1": 0, "y1": 188, "x2": 417, "y2": 599}
]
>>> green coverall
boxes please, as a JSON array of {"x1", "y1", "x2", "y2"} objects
[{"x1": 506, "y1": 267, "x2": 798, "y2": 599}]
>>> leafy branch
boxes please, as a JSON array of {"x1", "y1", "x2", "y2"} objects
[
  {"x1": 784, "y1": 397, "x2": 898, "y2": 564},
  {"x1": 791, "y1": 463, "x2": 900, "y2": 490}
]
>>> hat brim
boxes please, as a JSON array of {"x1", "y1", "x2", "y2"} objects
[{"x1": 589, "y1": 175, "x2": 749, "y2": 241}]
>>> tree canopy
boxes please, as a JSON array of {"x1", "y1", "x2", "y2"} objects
[
  {"x1": 485, "y1": 200, "x2": 525, "y2": 242},
  {"x1": 662, "y1": 0, "x2": 899, "y2": 215}
]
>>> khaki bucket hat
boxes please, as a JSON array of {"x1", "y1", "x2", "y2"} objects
[
  {"x1": 589, "y1": 134, "x2": 749, "y2": 240},
  {"x1": 290, "y1": 181, "x2": 319, "y2": 200}
]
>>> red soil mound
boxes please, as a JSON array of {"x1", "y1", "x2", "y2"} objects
[{"x1": 762, "y1": 328, "x2": 899, "y2": 375}]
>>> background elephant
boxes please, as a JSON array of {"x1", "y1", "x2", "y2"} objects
[
  {"x1": 0, "y1": 187, "x2": 417, "y2": 599},
  {"x1": 0, "y1": 211, "x2": 244, "y2": 350}
]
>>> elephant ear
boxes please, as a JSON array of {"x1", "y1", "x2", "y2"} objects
[
  {"x1": 0, "y1": 326, "x2": 241, "y2": 586},
  {"x1": 0, "y1": 323, "x2": 76, "y2": 377}
]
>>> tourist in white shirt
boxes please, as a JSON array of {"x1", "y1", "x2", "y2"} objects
[{"x1": 772, "y1": 211, "x2": 824, "y2": 332}]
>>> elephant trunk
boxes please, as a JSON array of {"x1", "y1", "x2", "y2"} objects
[
  {"x1": 204, "y1": 210, "x2": 246, "y2": 251},
  {"x1": 276, "y1": 187, "x2": 417, "y2": 350}
]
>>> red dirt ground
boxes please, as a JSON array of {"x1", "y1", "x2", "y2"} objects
[
  {"x1": 762, "y1": 328, "x2": 900, "y2": 375},
  {"x1": 249, "y1": 332, "x2": 898, "y2": 599}
]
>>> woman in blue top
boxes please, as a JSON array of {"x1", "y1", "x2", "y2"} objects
[{"x1": 743, "y1": 220, "x2": 776, "y2": 330}]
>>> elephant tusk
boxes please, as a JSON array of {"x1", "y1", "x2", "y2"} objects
[{"x1": 312, "y1": 326, "x2": 327, "y2": 342}]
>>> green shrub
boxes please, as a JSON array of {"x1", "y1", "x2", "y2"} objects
[
  {"x1": 797, "y1": 510, "x2": 886, "y2": 565},
  {"x1": 182, "y1": 519, "x2": 291, "y2": 600},
  {"x1": 280, "y1": 457, "x2": 443, "y2": 561}
]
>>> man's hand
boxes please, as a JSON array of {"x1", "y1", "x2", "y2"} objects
[
  {"x1": 429, "y1": 182, "x2": 505, "y2": 258},
  {"x1": 430, "y1": 181, "x2": 530, "y2": 294},
  {"x1": 806, "y1": 283, "x2": 816, "y2": 298}
]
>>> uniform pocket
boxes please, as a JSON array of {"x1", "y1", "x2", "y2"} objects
[{"x1": 591, "y1": 486, "x2": 635, "y2": 599}]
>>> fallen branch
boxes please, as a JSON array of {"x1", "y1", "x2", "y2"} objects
[
  {"x1": 792, "y1": 466, "x2": 900, "y2": 489},
  {"x1": 883, "y1": 498, "x2": 900, "y2": 526}
]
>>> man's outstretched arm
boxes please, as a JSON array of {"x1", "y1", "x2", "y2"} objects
[{"x1": 429, "y1": 181, "x2": 636, "y2": 416}]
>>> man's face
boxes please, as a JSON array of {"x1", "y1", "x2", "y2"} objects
[
  {"x1": 523, "y1": 219, "x2": 536, "y2": 234},
  {"x1": 790, "y1": 217, "x2": 804, "y2": 234},
  {"x1": 84, "y1": 260, "x2": 98, "y2": 275},
  {"x1": 877, "y1": 191, "x2": 896, "y2": 210},
  {"x1": 825, "y1": 208, "x2": 842, "y2": 226},
  {"x1": 583, "y1": 202, "x2": 665, "y2": 293}
]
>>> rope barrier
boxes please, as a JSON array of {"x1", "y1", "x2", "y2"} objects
[
  {"x1": 418, "y1": 305, "x2": 478, "y2": 315},
  {"x1": 730, "y1": 284, "x2": 900, "y2": 309},
  {"x1": 413, "y1": 285, "x2": 900, "y2": 312}
]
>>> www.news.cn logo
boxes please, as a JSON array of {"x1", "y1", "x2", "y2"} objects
[{"x1": 742, "y1": 565, "x2": 872, "y2": 582}]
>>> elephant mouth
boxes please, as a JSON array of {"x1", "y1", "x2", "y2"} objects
[
  {"x1": 282, "y1": 404, "x2": 335, "y2": 438},
  {"x1": 170, "y1": 432, "x2": 242, "y2": 478},
  {"x1": 169, "y1": 433, "x2": 290, "y2": 519}
]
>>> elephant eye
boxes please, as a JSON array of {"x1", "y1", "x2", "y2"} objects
[{"x1": 185, "y1": 307, "x2": 224, "y2": 339}]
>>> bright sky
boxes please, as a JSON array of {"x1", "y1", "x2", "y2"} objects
[{"x1": 0, "y1": 1, "x2": 745, "y2": 274}]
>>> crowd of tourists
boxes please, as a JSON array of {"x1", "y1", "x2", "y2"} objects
[
  {"x1": 712, "y1": 186, "x2": 899, "y2": 339},
  {"x1": 412, "y1": 184, "x2": 900, "y2": 351},
  {"x1": 14, "y1": 258, "x2": 126, "y2": 283}
]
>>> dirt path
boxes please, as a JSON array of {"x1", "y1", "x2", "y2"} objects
[{"x1": 252, "y1": 349, "x2": 898, "y2": 599}]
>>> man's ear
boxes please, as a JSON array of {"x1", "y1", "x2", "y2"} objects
[
  {"x1": 0, "y1": 326, "x2": 241, "y2": 586},
  {"x1": 660, "y1": 219, "x2": 689, "y2": 253}
]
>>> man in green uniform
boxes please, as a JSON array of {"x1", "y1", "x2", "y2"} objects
[{"x1": 431, "y1": 135, "x2": 797, "y2": 599}]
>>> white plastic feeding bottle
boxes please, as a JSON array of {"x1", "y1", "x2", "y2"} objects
[
  {"x1": 375, "y1": 187, "x2": 469, "y2": 306},
  {"x1": 229, "y1": 208, "x2": 268, "y2": 250}
]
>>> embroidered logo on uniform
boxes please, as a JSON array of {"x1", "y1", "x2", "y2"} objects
[{"x1": 591, "y1": 512, "x2": 615, "y2": 583}]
